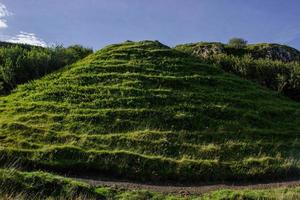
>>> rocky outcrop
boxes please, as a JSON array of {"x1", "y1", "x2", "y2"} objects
[
  {"x1": 248, "y1": 44, "x2": 300, "y2": 62},
  {"x1": 190, "y1": 43, "x2": 225, "y2": 58},
  {"x1": 176, "y1": 42, "x2": 300, "y2": 63}
]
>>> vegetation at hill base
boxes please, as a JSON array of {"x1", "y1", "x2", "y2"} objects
[
  {"x1": 0, "y1": 42, "x2": 93, "y2": 95},
  {"x1": 1, "y1": 40, "x2": 300, "y2": 199},
  {"x1": 175, "y1": 41, "x2": 300, "y2": 101}
]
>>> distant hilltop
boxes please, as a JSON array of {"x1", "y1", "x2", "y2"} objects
[{"x1": 176, "y1": 41, "x2": 300, "y2": 63}]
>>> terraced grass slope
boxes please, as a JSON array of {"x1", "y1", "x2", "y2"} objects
[{"x1": 1, "y1": 40, "x2": 300, "y2": 182}]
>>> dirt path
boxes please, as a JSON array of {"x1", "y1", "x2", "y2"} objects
[{"x1": 71, "y1": 176, "x2": 300, "y2": 195}]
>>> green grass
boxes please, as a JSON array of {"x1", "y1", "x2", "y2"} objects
[
  {"x1": 0, "y1": 168, "x2": 99, "y2": 199},
  {"x1": 1, "y1": 40, "x2": 300, "y2": 184},
  {"x1": 200, "y1": 188, "x2": 300, "y2": 200}
]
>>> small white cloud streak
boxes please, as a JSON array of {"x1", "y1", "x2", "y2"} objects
[
  {"x1": 0, "y1": 3, "x2": 12, "y2": 29},
  {"x1": 0, "y1": 3, "x2": 11, "y2": 17},
  {"x1": 7, "y1": 31, "x2": 47, "y2": 47}
]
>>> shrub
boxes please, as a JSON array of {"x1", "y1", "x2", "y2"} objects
[{"x1": 228, "y1": 38, "x2": 248, "y2": 49}]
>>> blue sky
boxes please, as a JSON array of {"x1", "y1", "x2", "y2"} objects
[{"x1": 0, "y1": 0, "x2": 299, "y2": 50}]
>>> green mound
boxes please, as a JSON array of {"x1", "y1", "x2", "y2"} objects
[{"x1": 1, "y1": 40, "x2": 300, "y2": 182}]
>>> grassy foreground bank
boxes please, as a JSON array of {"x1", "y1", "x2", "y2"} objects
[{"x1": 1, "y1": 168, "x2": 300, "y2": 200}]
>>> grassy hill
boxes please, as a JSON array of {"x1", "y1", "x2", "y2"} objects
[{"x1": 1, "y1": 40, "x2": 300, "y2": 186}]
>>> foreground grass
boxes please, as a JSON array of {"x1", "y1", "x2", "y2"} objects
[
  {"x1": 1, "y1": 168, "x2": 300, "y2": 200},
  {"x1": 0, "y1": 168, "x2": 98, "y2": 199}
]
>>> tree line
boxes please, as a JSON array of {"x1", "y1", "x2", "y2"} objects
[{"x1": 0, "y1": 44, "x2": 92, "y2": 94}]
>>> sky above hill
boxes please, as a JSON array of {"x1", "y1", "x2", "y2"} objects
[{"x1": 0, "y1": 0, "x2": 299, "y2": 50}]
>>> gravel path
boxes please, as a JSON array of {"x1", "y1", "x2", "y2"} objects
[{"x1": 71, "y1": 176, "x2": 300, "y2": 195}]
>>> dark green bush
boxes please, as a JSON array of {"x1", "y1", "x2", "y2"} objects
[{"x1": 0, "y1": 44, "x2": 92, "y2": 94}]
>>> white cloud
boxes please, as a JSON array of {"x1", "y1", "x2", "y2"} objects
[
  {"x1": 0, "y1": 3, "x2": 12, "y2": 29},
  {"x1": 0, "y1": 3, "x2": 47, "y2": 47},
  {"x1": 0, "y1": 19, "x2": 7, "y2": 28},
  {"x1": 7, "y1": 31, "x2": 47, "y2": 47}
]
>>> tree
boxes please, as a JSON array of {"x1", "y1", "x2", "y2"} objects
[
  {"x1": 228, "y1": 38, "x2": 248, "y2": 49},
  {"x1": 0, "y1": 81, "x2": 4, "y2": 94},
  {"x1": 0, "y1": 58, "x2": 15, "y2": 89}
]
